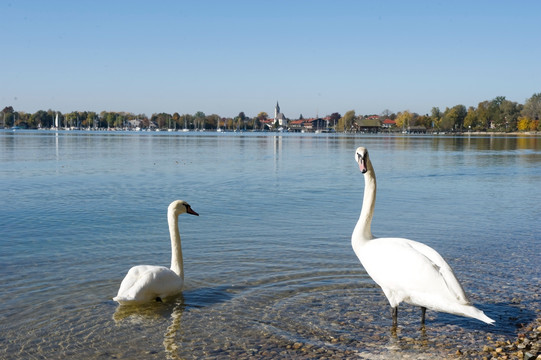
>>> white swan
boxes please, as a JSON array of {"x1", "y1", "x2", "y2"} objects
[
  {"x1": 113, "y1": 200, "x2": 199, "y2": 304},
  {"x1": 352, "y1": 147, "x2": 494, "y2": 326}
]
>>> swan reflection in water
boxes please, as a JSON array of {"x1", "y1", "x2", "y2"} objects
[{"x1": 113, "y1": 295, "x2": 186, "y2": 360}]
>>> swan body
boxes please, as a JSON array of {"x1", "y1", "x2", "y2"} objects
[
  {"x1": 113, "y1": 200, "x2": 198, "y2": 304},
  {"x1": 352, "y1": 147, "x2": 494, "y2": 325}
]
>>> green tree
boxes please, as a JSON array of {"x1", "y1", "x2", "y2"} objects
[
  {"x1": 430, "y1": 107, "x2": 441, "y2": 129},
  {"x1": 84, "y1": 112, "x2": 97, "y2": 128},
  {"x1": 115, "y1": 113, "x2": 126, "y2": 128},
  {"x1": 415, "y1": 114, "x2": 431, "y2": 129},
  {"x1": 236, "y1": 112, "x2": 246, "y2": 130},
  {"x1": 337, "y1": 110, "x2": 355, "y2": 132},
  {"x1": 194, "y1": 111, "x2": 205, "y2": 129},
  {"x1": 207, "y1": 114, "x2": 220, "y2": 129},
  {"x1": 476, "y1": 101, "x2": 498, "y2": 130},
  {"x1": 329, "y1": 112, "x2": 341, "y2": 127},
  {"x1": 522, "y1": 93, "x2": 541, "y2": 120},
  {"x1": 180, "y1": 114, "x2": 194, "y2": 130},
  {"x1": 257, "y1": 112, "x2": 268, "y2": 121},
  {"x1": 441, "y1": 105, "x2": 466, "y2": 131},
  {"x1": 105, "y1": 112, "x2": 116, "y2": 129},
  {"x1": 499, "y1": 99, "x2": 521, "y2": 131}
]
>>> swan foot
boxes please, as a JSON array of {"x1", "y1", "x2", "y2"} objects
[{"x1": 421, "y1": 306, "x2": 426, "y2": 326}]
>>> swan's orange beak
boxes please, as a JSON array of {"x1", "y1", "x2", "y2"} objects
[
  {"x1": 187, "y1": 206, "x2": 199, "y2": 216},
  {"x1": 359, "y1": 159, "x2": 367, "y2": 173},
  {"x1": 357, "y1": 154, "x2": 367, "y2": 174}
]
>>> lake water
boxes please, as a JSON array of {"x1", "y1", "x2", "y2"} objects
[{"x1": 1, "y1": 130, "x2": 540, "y2": 359}]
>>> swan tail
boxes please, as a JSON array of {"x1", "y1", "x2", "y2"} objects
[
  {"x1": 457, "y1": 304, "x2": 495, "y2": 325},
  {"x1": 423, "y1": 298, "x2": 495, "y2": 324},
  {"x1": 471, "y1": 309, "x2": 495, "y2": 325},
  {"x1": 113, "y1": 295, "x2": 136, "y2": 305}
]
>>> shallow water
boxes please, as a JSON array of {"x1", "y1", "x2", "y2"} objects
[{"x1": 1, "y1": 130, "x2": 540, "y2": 359}]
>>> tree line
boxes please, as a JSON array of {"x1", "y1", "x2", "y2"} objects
[
  {"x1": 337, "y1": 93, "x2": 541, "y2": 133},
  {"x1": 2, "y1": 93, "x2": 540, "y2": 132}
]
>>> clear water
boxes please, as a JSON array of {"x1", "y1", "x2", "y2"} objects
[{"x1": 1, "y1": 130, "x2": 540, "y2": 359}]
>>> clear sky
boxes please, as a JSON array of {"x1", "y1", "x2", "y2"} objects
[{"x1": 2, "y1": 0, "x2": 540, "y2": 119}]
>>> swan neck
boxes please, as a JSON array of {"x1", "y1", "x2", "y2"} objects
[
  {"x1": 168, "y1": 210, "x2": 184, "y2": 279},
  {"x1": 355, "y1": 159, "x2": 376, "y2": 242}
]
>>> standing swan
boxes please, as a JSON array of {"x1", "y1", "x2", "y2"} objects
[
  {"x1": 352, "y1": 147, "x2": 494, "y2": 326},
  {"x1": 113, "y1": 200, "x2": 199, "y2": 304}
]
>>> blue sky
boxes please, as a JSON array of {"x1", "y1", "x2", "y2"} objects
[{"x1": 1, "y1": 0, "x2": 540, "y2": 118}]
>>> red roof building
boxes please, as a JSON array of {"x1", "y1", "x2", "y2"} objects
[{"x1": 382, "y1": 119, "x2": 396, "y2": 128}]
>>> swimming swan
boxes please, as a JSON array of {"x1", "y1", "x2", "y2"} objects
[
  {"x1": 352, "y1": 147, "x2": 494, "y2": 326},
  {"x1": 113, "y1": 200, "x2": 199, "y2": 304}
]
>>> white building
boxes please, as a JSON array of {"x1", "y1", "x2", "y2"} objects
[{"x1": 274, "y1": 101, "x2": 287, "y2": 127}]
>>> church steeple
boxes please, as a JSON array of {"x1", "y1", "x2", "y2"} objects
[{"x1": 275, "y1": 101, "x2": 280, "y2": 119}]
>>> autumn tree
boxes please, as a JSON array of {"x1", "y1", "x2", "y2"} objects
[
  {"x1": 430, "y1": 107, "x2": 441, "y2": 129},
  {"x1": 395, "y1": 110, "x2": 413, "y2": 129},
  {"x1": 464, "y1": 106, "x2": 478, "y2": 130},
  {"x1": 517, "y1": 116, "x2": 531, "y2": 131},
  {"x1": 172, "y1": 112, "x2": 181, "y2": 128}
]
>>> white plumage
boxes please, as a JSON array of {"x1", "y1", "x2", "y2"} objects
[
  {"x1": 352, "y1": 147, "x2": 494, "y2": 326},
  {"x1": 114, "y1": 200, "x2": 199, "y2": 304}
]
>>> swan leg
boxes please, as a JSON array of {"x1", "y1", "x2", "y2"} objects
[
  {"x1": 391, "y1": 306, "x2": 398, "y2": 327},
  {"x1": 421, "y1": 306, "x2": 426, "y2": 325}
]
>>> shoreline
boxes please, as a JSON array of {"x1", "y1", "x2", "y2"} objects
[
  {"x1": 1, "y1": 127, "x2": 541, "y2": 136},
  {"x1": 480, "y1": 317, "x2": 541, "y2": 360}
]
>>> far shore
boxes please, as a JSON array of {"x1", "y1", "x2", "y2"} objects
[{"x1": 1, "y1": 127, "x2": 540, "y2": 136}]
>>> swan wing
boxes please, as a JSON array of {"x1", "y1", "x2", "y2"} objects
[
  {"x1": 405, "y1": 239, "x2": 469, "y2": 303},
  {"x1": 114, "y1": 265, "x2": 183, "y2": 304},
  {"x1": 360, "y1": 238, "x2": 469, "y2": 306}
]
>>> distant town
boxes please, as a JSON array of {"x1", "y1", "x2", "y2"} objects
[{"x1": 2, "y1": 93, "x2": 540, "y2": 133}]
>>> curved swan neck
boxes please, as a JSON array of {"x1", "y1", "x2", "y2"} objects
[
  {"x1": 354, "y1": 158, "x2": 376, "y2": 242},
  {"x1": 168, "y1": 210, "x2": 184, "y2": 279}
]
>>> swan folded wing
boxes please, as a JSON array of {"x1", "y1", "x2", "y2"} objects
[
  {"x1": 405, "y1": 239, "x2": 470, "y2": 304},
  {"x1": 114, "y1": 265, "x2": 182, "y2": 303},
  {"x1": 361, "y1": 238, "x2": 468, "y2": 305}
]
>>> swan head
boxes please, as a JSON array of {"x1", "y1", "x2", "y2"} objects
[
  {"x1": 355, "y1": 147, "x2": 369, "y2": 174},
  {"x1": 169, "y1": 200, "x2": 199, "y2": 217}
]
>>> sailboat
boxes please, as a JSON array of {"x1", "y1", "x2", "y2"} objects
[{"x1": 51, "y1": 112, "x2": 59, "y2": 130}]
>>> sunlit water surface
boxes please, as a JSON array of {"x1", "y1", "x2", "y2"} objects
[{"x1": 1, "y1": 130, "x2": 540, "y2": 359}]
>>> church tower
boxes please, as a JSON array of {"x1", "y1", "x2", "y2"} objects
[
  {"x1": 274, "y1": 101, "x2": 280, "y2": 120},
  {"x1": 273, "y1": 101, "x2": 287, "y2": 128}
]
